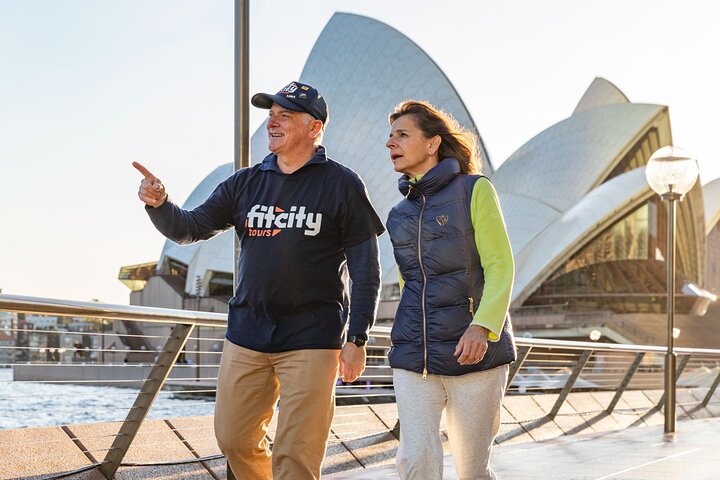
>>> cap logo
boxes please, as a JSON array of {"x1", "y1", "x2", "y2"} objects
[{"x1": 280, "y1": 82, "x2": 298, "y2": 94}]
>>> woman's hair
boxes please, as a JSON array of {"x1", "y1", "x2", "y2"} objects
[{"x1": 389, "y1": 100, "x2": 481, "y2": 174}]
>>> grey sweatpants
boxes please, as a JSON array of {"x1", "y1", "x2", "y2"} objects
[{"x1": 393, "y1": 364, "x2": 509, "y2": 480}]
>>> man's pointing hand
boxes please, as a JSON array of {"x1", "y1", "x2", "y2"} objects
[{"x1": 132, "y1": 161, "x2": 167, "y2": 208}]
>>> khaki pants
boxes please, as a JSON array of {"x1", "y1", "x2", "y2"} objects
[
  {"x1": 214, "y1": 341, "x2": 340, "y2": 479},
  {"x1": 393, "y1": 365, "x2": 509, "y2": 480}
]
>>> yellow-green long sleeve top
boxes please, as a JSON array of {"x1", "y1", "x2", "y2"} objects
[
  {"x1": 469, "y1": 177, "x2": 514, "y2": 341},
  {"x1": 400, "y1": 175, "x2": 514, "y2": 342}
]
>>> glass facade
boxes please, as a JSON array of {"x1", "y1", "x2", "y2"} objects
[
  {"x1": 523, "y1": 197, "x2": 700, "y2": 314},
  {"x1": 208, "y1": 271, "x2": 233, "y2": 297}
]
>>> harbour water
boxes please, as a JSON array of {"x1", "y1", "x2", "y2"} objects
[{"x1": 0, "y1": 368, "x2": 215, "y2": 430}]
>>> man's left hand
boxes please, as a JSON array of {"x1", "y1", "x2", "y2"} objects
[
  {"x1": 339, "y1": 343, "x2": 366, "y2": 382},
  {"x1": 454, "y1": 325, "x2": 489, "y2": 365}
]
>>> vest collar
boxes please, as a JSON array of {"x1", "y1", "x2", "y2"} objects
[{"x1": 399, "y1": 158, "x2": 461, "y2": 198}]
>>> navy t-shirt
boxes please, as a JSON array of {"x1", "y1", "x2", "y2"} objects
[{"x1": 147, "y1": 147, "x2": 385, "y2": 352}]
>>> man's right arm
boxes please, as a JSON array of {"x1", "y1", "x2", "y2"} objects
[{"x1": 133, "y1": 162, "x2": 236, "y2": 244}]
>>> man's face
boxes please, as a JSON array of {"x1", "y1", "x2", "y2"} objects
[{"x1": 266, "y1": 104, "x2": 316, "y2": 155}]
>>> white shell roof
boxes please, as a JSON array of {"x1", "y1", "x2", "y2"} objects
[
  {"x1": 159, "y1": 164, "x2": 234, "y2": 294},
  {"x1": 703, "y1": 177, "x2": 720, "y2": 235},
  {"x1": 159, "y1": 12, "x2": 485, "y2": 292},
  {"x1": 573, "y1": 77, "x2": 630, "y2": 115},
  {"x1": 512, "y1": 168, "x2": 653, "y2": 304},
  {"x1": 493, "y1": 102, "x2": 668, "y2": 255},
  {"x1": 250, "y1": 12, "x2": 486, "y2": 286}
]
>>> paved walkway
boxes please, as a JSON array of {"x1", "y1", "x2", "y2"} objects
[{"x1": 327, "y1": 416, "x2": 720, "y2": 479}]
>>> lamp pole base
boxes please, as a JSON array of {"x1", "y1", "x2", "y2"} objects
[{"x1": 664, "y1": 351, "x2": 677, "y2": 433}]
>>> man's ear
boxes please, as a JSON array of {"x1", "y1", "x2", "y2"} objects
[{"x1": 309, "y1": 119, "x2": 324, "y2": 139}]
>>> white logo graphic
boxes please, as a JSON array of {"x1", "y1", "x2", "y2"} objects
[
  {"x1": 280, "y1": 82, "x2": 298, "y2": 94},
  {"x1": 246, "y1": 204, "x2": 322, "y2": 237}
]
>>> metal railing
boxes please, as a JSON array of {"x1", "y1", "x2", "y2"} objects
[
  {"x1": 0, "y1": 294, "x2": 395, "y2": 479},
  {"x1": 2, "y1": 293, "x2": 720, "y2": 479}
]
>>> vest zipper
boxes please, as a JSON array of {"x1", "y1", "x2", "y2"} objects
[{"x1": 415, "y1": 188, "x2": 429, "y2": 379}]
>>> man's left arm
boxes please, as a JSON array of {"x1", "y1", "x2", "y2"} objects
[{"x1": 339, "y1": 236, "x2": 381, "y2": 382}]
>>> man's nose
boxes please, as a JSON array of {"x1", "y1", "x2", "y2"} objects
[{"x1": 386, "y1": 138, "x2": 395, "y2": 149}]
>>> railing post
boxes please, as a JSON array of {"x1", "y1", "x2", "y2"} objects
[
  {"x1": 607, "y1": 352, "x2": 645, "y2": 413},
  {"x1": 702, "y1": 365, "x2": 720, "y2": 407},
  {"x1": 99, "y1": 323, "x2": 194, "y2": 479},
  {"x1": 506, "y1": 345, "x2": 531, "y2": 393},
  {"x1": 549, "y1": 349, "x2": 592, "y2": 419},
  {"x1": 656, "y1": 354, "x2": 691, "y2": 410}
]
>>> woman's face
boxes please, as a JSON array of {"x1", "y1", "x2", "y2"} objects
[{"x1": 386, "y1": 114, "x2": 439, "y2": 178}]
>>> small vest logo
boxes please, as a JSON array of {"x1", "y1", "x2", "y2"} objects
[
  {"x1": 245, "y1": 204, "x2": 322, "y2": 237},
  {"x1": 436, "y1": 215, "x2": 449, "y2": 226}
]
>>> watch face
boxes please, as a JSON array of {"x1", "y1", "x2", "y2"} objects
[{"x1": 349, "y1": 335, "x2": 366, "y2": 347}]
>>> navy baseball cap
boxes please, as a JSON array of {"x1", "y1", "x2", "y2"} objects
[{"x1": 251, "y1": 81, "x2": 329, "y2": 124}]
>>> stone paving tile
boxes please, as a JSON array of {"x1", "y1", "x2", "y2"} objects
[
  {"x1": 590, "y1": 391, "x2": 643, "y2": 429},
  {"x1": 114, "y1": 463, "x2": 217, "y2": 479},
  {"x1": 338, "y1": 431, "x2": 398, "y2": 470},
  {"x1": 165, "y1": 416, "x2": 220, "y2": 458},
  {"x1": 332, "y1": 405, "x2": 389, "y2": 440},
  {"x1": 503, "y1": 395, "x2": 564, "y2": 441},
  {"x1": 0, "y1": 426, "x2": 91, "y2": 480},
  {"x1": 329, "y1": 406, "x2": 396, "y2": 469},
  {"x1": 495, "y1": 405, "x2": 534, "y2": 445},
  {"x1": 689, "y1": 388, "x2": 720, "y2": 417},
  {"x1": 70, "y1": 419, "x2": 194, "y2": 465},
  {"x1": 495, "y1": 422, "x2": 534, "y2": 445},
  {"x1": 367, "y1": 402, "x2": 399, "y2": 431},
  {"x1": 502, "y1": 395, "x2": 547, "y2": 423},
  {"x1": 642, "y1": 388, "x2": 664, "y2": 406},
  {"x1": 565, "y1": 392, "x2": 623, "y2": 433},
  {"x1": 531, "y1": 393, "x2": 592, "y2": 435},
  {"x1": 322, "y1": 441, "x2": 362, "y2": 475},
  {"x1": 620, "y1": 389, "x2": 656, "y2": 411},
  {"x1": 637, "y1": 390, "x2": 671, "y2": 427},
  {"x1": 688, "y1": 387, "x2": 712, "y2": 405},
  {"x1": 675, "y1": 388, "x2": 711, "y2": 419},
  {"x1": 201, "y1": 458, "x2": 227, "y2": 480},
  {"x1": 617, "y1": 390, "x2": 658, "y2": 427},
  {"x1": 518, "y1": 417, "x2": 564, "y2": 442}
]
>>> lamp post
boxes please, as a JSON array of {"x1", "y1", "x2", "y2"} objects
[{"x1": 645, "y1": 145, "x2": 699, "y2": 434}]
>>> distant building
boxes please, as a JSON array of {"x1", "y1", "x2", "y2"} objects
[
  {"x1": 120, "y1": 13, "x2": 720, "y2": 348},
  {"x1": 0, "y1": 312, "x2": 15, "y2": 366}
]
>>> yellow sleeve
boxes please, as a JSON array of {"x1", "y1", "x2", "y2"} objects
[{"x1": 470, "y1": 177, "x2": 514, "y2": 341}]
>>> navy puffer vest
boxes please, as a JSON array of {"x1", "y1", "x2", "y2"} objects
[{"x1": 386, "y1": 158, "x2": 516, "y2": 376}]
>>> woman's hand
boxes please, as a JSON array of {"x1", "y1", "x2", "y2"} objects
[{"x1": 454, "y1": 325, "x2": 489, "y2": 365}]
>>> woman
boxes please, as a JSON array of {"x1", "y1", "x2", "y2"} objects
[{"x1": 385, "y1": 100, "x2": 516, "y2": 479}]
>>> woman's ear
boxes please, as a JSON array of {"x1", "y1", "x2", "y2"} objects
[{"x1": 428, "y1": 135, "x2": 442, "y2": 156}]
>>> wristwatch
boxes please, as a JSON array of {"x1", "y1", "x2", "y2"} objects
[{"x1": 347, "y1": 334, "x2": 368, "y2": 348}]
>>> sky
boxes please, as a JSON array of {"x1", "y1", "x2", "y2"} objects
[{"x1": 1, "y1": 0, "x2": 719, "y2": 305}]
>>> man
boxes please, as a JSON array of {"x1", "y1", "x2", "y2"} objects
[{"x1": 133, "y1": 81, "x2": 384, "y2": 479}]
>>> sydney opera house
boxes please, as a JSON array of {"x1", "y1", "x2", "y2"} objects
[{"x1": 119, "y1": 13, "x2": 720, "y2": 347}]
